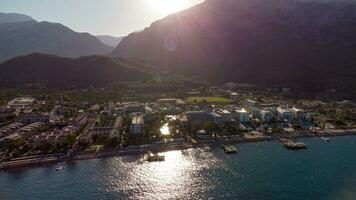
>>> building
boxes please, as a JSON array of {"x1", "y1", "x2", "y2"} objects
[
  {"x1": 196, "y1": 130, "x2": 213, "y2": 141},
  {"x1": 90, "y1": 127, "x2": 117, "y2": 137},
  {"x1": 209, "y1": 112, "x2": 225, "y2": 125},
  {"x1": 68, "y1": 114, "x2": 88, "y2": 129},
  {"x1": 0, "y1": 133, "x2": 21, "y2": 144},
  {"x1": 234, "y1": 108, "x2": 249, "y2": 123},
  {"x1": 277, "y1": 107, "x2": 294, "y2": 122},
  {"x1": 157, "y1": 98, "x2": 178, "y2": 104},
  {"x1": 131, "y1": 116, "x2": 144, "y2": 134},
  {"x1": 253, "y1": 108, "x2": 274, "y2": 122},
  {"x1": 19, "y1": 114, "x2": 50, "y2": 125},
  {"x1": 7, "y1": 97, "x2": 35, "y2": 109},
  {"x1": 16, "y1": 122, "x2": 45, "y2": 134},
  {"x1": 215, "y1": 109, "x2": 232, "y2": 122},
  {"x1": 292, "y1": 108, "x2": 308, "y2": 121},
  {"x1": 123, "y1": 104, "x2": 145, "y2": 114},
  {"x1": 244, "y1": 99, "x2": 257, "y2": 107},
  {"x1": 186, "y1": 111, "x2": 211, "y2": 124},
  {"x1": 260, "y1": 110, "x2": 273, "y2": 122},
  {"x1": 186, "y1": 111, "x2": 228, "y2": 125}
]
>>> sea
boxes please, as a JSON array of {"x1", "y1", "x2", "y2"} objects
[{"x1": 1, "y1": 136, "x2": 356, "y2": 200}]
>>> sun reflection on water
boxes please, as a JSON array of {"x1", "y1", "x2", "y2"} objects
[{"x1": 103, "y1": 149, "x2": 222, "y2": 199}]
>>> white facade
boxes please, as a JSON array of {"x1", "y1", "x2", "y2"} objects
[
  {"x1": 277, "y1": 107, "x2": 294, "y2": 122},
  {"x1": 253, "y1": 108, "x2": 274, "y2": 122},
  {"x1": 292, "y1": 108, "x2": 308, "y2": 121},
  {"x1": 235, "y1": 108, "x2": 249, "y2": 123},
  {"x1": 7, "y1": 97, "x2": 35, "y2": 109},
  {"x1": 215, "y1": 109, "x2": 232, "y2": 122},
  {"x1": 131, "y1": 116, "x2": 144, "y2": 134}
]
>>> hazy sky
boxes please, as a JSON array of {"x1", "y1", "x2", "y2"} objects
[{"x1": 0, "y1": 0, "x2": 204, "y2": 37}]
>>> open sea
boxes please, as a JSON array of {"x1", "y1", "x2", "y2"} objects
[{"x1": 1, "y1": 136, "x2": 356, "y2": 200}]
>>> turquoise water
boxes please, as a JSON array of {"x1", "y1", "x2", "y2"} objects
[{"x1": 1, "y1": 136, "x2": 356, "y2": 200}]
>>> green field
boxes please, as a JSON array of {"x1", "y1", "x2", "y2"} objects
[{"x1": 186, "y1": 96, "x2": 234, "y2": 104}]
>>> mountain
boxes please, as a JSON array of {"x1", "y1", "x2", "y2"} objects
[
  {"x1": 0, "y1": 53, "x2": 151, "y2": 89},
  {"x1": 96, "y1": 35, "x2": 123, "y2": 47},
  {"x1": 111, "y1": 0, "x2": 356, "y2": 90},
  {"x1": 0, "y1": 12, "x2": 34, "y2": 24},
  {"x1": 0, "y1": 14, "x2": 113, "y2": 62}
]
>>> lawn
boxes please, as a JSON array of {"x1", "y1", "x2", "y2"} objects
[{"x1": 186, "y1": 96, "x2": 234, "y2": 104}]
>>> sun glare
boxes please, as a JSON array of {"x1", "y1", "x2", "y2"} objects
[{"x1": 149, "y1": 0, "x2": 195, "y2": 15}]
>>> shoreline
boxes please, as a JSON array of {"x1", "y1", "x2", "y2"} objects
[{"x1": 1, "y1": 130, "x2": 356, "y2": 170}]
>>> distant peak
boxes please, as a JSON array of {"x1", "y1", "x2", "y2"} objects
[{"x1": 0, "y1": 12, "x2": 34, "y2": 24}]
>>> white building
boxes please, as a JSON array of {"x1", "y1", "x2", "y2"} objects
[
  {"x1": 253, "y1": 108, "x2": 274, "y2": 122},
  {"x1": 235, "y1": 108, "x2": 249, "y2": 123},
  {"x1": 215, "y1": 109, "x2": 232, "y2": 122},
  {"x1": 277, "y1": 107, "x2": 294, "y2": 122},
  {"x1": 260, "y1": 110, "x2": 273, "y2": 122},
  {"x1": 292, "y1": 108, "x2": 308, "y2": 121},
  {"x1": 131, "y1": 116, "x2": 144, "y2": 134},
  {"x1": 7, "y1": 97, "x2": 35, "y2": 109}
]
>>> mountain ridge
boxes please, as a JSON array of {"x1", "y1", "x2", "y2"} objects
[
  {"x1": 111, "y1": 0, "x2": 356, "y2": 90},
  {"x1": 0, "y1": 14, "x2": 112, "y2": 62},
  {"x1": 0, "y1": 12, "x2": 34, "y2": 24}
]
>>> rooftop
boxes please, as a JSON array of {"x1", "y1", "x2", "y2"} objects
[
  {"x1": 132, "y1": 116, "x2": 144, "y2": 124},
  {"x1": 236, "y1": 108, "x2": 247, "y2": 113}
]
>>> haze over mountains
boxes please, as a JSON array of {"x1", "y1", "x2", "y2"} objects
[
  {"x1": 112, "y1": 0, "x2": 356, "y2": 89},
  {"x1": 0, "y1": 13, "x2": 112, "y2": 62},
  {"x1": 96, "y1": 35, "x2": 123, "y2": 47}
]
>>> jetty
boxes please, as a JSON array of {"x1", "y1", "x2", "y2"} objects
[{"x1": 0, "y1": 154, "x2": 67, "y2": 169}]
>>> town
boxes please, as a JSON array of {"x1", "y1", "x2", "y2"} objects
[{"x1": 0, "y1": 83, "x2": 355, "y2": 169}]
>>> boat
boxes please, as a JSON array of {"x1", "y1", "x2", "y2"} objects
[
  {"x1": 146, "y1": 152, "x2": 165, "y2": 162},
  {"x1": 56, "y1": 163, "x2": 65, "y2": 171},
  {"x1": 280, "y1": 139, "x2": 307, "y2": 150},
  {"x1": 221, "y1": 145, "x2": 238, "y2": 154},
  {"x1": 320, "y1": 137, "x2": 330, "y2": 142}
]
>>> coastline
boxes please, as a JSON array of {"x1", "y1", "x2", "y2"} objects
[{"x1": 1, "y1": 129, "x2": 356, "y2": 170}]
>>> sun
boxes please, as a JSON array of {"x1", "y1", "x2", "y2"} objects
[{"x1": 148, "y1": 0, "x2": 196, "y2": 15}]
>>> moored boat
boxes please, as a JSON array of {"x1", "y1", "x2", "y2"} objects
[
  {"x1": 280, "y1": 139, "x2": 307, "y2": 150},
  {"x1": 146, "y1": 152, "x2": 165, "y2": 162},
  {"x1": 221, "y1": 145, "x2": 238, "y2": 154},
  {"x1": 56, "y1": 163, "x2": 65, "y2": 171},
  {"x1": 321, "y1": 137, "x2": 330, "y2": 142}
]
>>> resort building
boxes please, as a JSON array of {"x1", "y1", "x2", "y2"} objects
[
  {"x1": 234, "y1": 108, "x2": 249, "y2": 123},
  {"x1": 18, "y1": 114, "x2": 50, "y2": 125},
  {"x1": 68, "y1": 114, "x2": 88, "y2": 129},
  {"x1": 131, "y1": 116, "x2": 144, "y2": 134},
  {"x1": 292, "y1": 108, "x2": 308, "y2": 121},
  {"x1": 252, "y1": 108, "x2": 274, "y2": 122},
  {"x1": 186, "y1": 111, "x2": 211, "y2": 124},
  {"x1": 7, "y1": 97, "x2": 35, "y2": 109},
  {"x1": 186, "y1": 111, "x2": 225, "y2": 125},
  {"x1": 90, "y1": 127, "x2": 118, "y2": 138},
  {"x1": 123, "y1": 104, "x2": 146, "y2": 114},
  {"x1": 215, "y1": 109, "x2": 233, "y2": 122},
  {"x1": 277, "y1": 107, "x2": 294, "y2": 122}
]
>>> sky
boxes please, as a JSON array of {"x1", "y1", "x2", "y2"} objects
[{"x1": 0, "y1": 0, "x2": 204, "y2": 37}]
